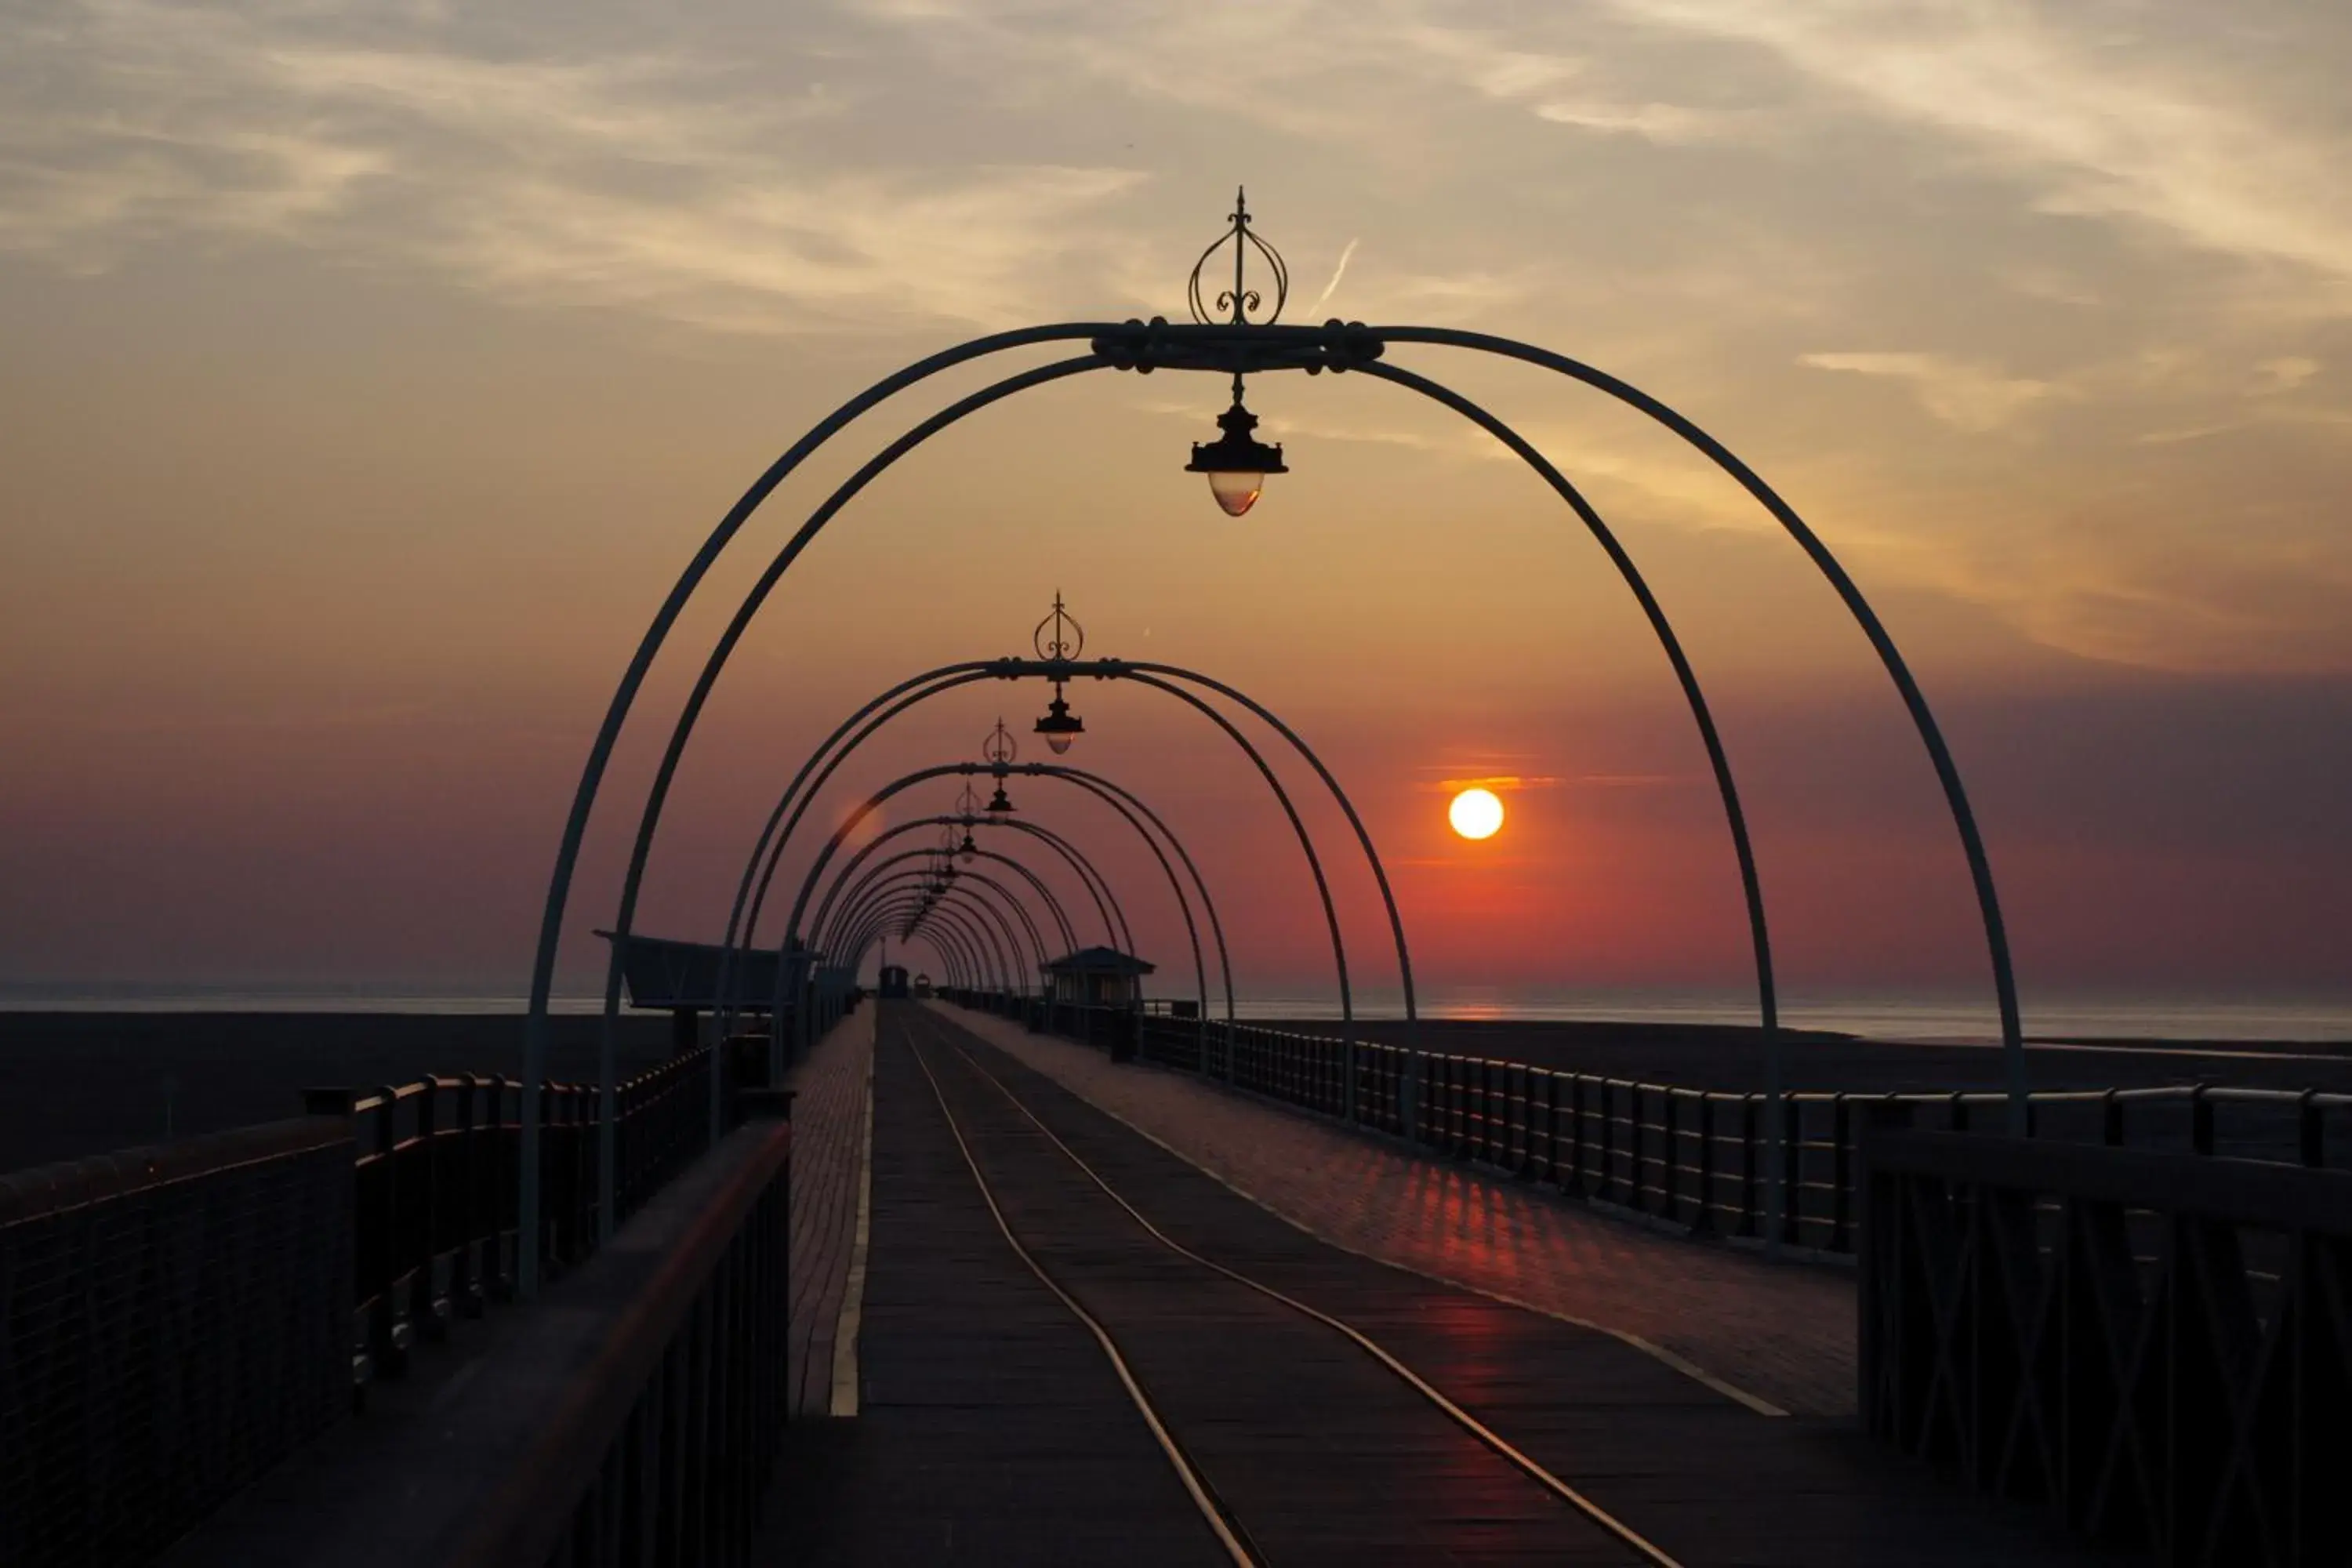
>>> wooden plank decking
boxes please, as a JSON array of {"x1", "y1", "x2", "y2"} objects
[{"x1": 766, "y1": 1004, "x2": 2122, "y2": 1566}]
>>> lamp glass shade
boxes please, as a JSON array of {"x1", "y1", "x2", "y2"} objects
[
  {"x1": 1207, "y1": 470, "x2": 1265, "y2": 517},
  {"x1": 1044, "y1": 731, "x2": 1075, "y2": 755}
]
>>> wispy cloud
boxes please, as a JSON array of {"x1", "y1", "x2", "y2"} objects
[
  {"x1": 1611, "y1": 0, "x2": 2352, "y2": 308},
  {"x1": 1799, "y1": 351, "x2": 2076, "y2": 434},
  {"x1": 0, "y1": 0, "x2": 1144, "y2": 329}
]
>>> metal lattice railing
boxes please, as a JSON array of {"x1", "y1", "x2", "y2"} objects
[
  {"x1": 0, "y1": 1120, "x2": 354, "y2": 1568},
  {"x1": 1861, "y1": 1130, "x2": 2352, "y2": 1566},
  {"x1": 1080, "y1": 1012, "x2": 2352, "y2": 1256},
  {"x1": 0, "y1": 1029, "x2": 778, "y2": 1568}
]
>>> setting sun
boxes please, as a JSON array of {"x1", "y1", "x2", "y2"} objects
[{"x1": 1448, "y1": 787, "x2": 1504, "y2": 840}]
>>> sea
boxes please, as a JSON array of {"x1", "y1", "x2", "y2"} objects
[{"x1": 5, "y1": 982, "x2": 2350, "y2": 1045}]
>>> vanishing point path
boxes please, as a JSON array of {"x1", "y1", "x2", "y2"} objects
[{"x1": 764, "y1": 1002, "x2": 2114, "y2": 1566}]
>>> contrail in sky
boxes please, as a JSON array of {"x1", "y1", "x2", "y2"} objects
[{"x1": 1307, "y1": 238, "x2": 1359, "y2": 317}]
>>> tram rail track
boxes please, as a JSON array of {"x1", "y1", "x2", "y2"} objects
[{"x1": 899, "y1": 1007, "x2": 1685, "y2": 1568}]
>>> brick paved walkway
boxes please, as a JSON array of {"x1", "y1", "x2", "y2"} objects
[
  {"x1": 785, "y1": 1005, "x2": 875, "y2": 1417},
  {"x1": 930, "y1": 1004, "x2": 1859, "y2": 1418}
]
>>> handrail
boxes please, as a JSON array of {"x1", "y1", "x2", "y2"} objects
[{"x1": 1015, "y1": 1007, "x2": 2351, "y2": 1256}]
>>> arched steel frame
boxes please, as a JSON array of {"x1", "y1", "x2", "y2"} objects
[
  {"x1": 842, "y1": 898, "x2": 976, "y2": 982},
  {"x1": 822, "y1": 858, "x2": 1049, "y2": 985},
  {"x1": 786, "y1": 768, "x2": 1219, "y2": 1060},
  {"x1": 799, "y1": 816, "x2": 1088, "y2": 970},
  {"x1": 724, "y1": 662, "x2": 1356, "y2": 1080},
  {"x1": 842, "y1": 869, "x2": 1035, "y2": 992},
  {"x1": 713, "y1": 657, "x2": 1409, "y2": 1047},
  {"x1": 809, "y1": 827, "x2": 1077, "y2": 973},
  {"x1": 867, "y1": 895, "x2": 972, "y2": 986},
  {"x1": 518, "y1": 316, "x2": 2020, "y2": 1291},
  {"x1": 875, "y1": 884, "x2": 1002, "y2": 992},
  {"x1": 819, "y1": 829, "x2": 1192, "y2": 1022}
]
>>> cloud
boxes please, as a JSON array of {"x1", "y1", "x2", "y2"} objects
[
  {"x1": 1610, "y1": 0, "x2": 2352, "y2": 308},
  {"x1": 0, "y1": 0, "x2": 1144, "y2": 329},
  {"x1": 1799, "y1": 350, "x2": 2075, "y2": 433}
]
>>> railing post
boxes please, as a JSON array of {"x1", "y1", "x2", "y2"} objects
[
  {"x1": 1661, "y1": 1087, "x2": 1679, "y2": 1221},
  {"x1": 2100, "y1": 1087, "x2": 2123, "y2": 1147},
  {"x1": 1595, "y1": 1080, "x2": 1614, "y2": 1202},
  {"x1": 1831, "y1": 1094, "x2": 1852, "y2": 1252},
  {"x1": 2191, "y1": 1081, "x2": 2216, "y2": 1155},
  {"x1": 1739, "y1": 1092, "x2": 1759, "y2": 1237},
  {"x1": 1694, "y1": 1092, "x2": 1715, "y2": 1236},
  {"x1": 1779, "y1": 1095, "x2": 1801, "y2": 1247},
  {"x1": 2299, "y1": 1089, "x2": 2323, "y2": 1167},
  {"x1": 1566, "y1": 1075, "x2": 1587, "y2": 1196}
]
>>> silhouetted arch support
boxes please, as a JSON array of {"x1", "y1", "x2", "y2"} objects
[
  {"x1": 804, "y1": 820, "x2": 1080, "y2": 962},
  {"x1": 719, "y1": 660, "x2": 1407, "y2": 1042},
  {"x1": 728, "y1": 669, "x2": 1342, "y2": 1081},
  {"x1": 820, "y1": 857, "x2": 1051, "y2": 984},
  {"x1": 522, "y1": 318, "x2": 2019, "y2": 1290},
  {"x1": 899, "y1": 893, "x2": 1011, "y2": 994},
  {"x1": 844, "y1": 892, "x2": 977, "y2": 981},
  {"x1": 521, "y1": 325, "x2": 1118, "y2": 1285},
  {"x1": 907, "y1": 890, "x2": 1024, "y2": 996},
  {"x1": 786, "y1": 769, "x2": 1216, "y2": 1054},
  {"x1": 1370, "y1": 325, "x2": 2021, "y2": 1131},
  {"x1": 783, "y1": 762, "x2": 1277, "y2": 1053},
  {"x1": 721, "y1": 661, "x2": 1375, "y2": 1054},
  {"x1": 1341, "y1": 358, "x2": 1784, "y2": 1226}
]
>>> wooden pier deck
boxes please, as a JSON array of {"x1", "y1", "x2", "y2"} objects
[{"x1": 768, "y1": 1003, "x2": 2122, "y2": 1566}]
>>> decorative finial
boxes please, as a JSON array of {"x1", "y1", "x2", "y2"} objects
[
  {"x1": 1187, "y1": 185, "x2": 1289, "y2": 327},
  {"x1": 982, "y1": 717, "x2": 1018, "y2": 768},
  {"x1": 1033, "y1": 591, "x2": 1085, "y2": 662}
]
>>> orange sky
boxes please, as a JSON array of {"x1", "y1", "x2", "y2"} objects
[{"x1": 2, "y1": 1, "x2": 2348, "y2": 1015}]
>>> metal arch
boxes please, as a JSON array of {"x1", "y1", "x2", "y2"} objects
[
  {"x1": 741, "y1": 667, "x2": 1348, "y2": 1076},
  {"x1": 988, "y1": 819, "x2": 1123, "y2": 953},
  {"x1": 1341, "y1": 359, "x2": 1786, "y2": 1234},
  {"x1": 896, "y1": 893, "x2": 1007, "y2": 995},
  {"x1": 806, "y1": 818, "x2": 1080, "y2": 960},
  {"x1": 775, "y1": 761, "x2": 1228, "y2": 1059},
  {"x1": 1374, "y1": 325, "x2": 2024, "y2": 1128},
  {"x1": 1011, "y1": 766, "x2": 1237, "y2": 1069},
  {"x1": 1118, "y1": 664, "x2": 1414, "y2": 1022},
  {"x1": 826, "y1": 868, "x2": 1036, "y2": 988},
  {"x1": 822, "y1": 858, "x2": 1048, "y2": 985},
  {"x1": 856, "y1": 888, "x2": 1021, "y2": 987},
  {"x1": 862, "y1": 895, "x2": 964, "y2": 986},
  {"x1": 528, "y1": 314, "x2": 2021, "y2": 1285},
  {"x1": 583, "y1": 355, "x2": 1110, "y2": 1243},
  {"x1": 901, "y1": 890, "x2": 1018, "y2": 998},
  {"x1": 949, "y1": 843, "x2": 1080, "y2": 958},
  {"x1": 718, "y1": 671, "x2": 1135, "y2": 1041},
  {"x1": 906, "y1": 928, "x2": 964, "y2": 992},
  {"x1": 722, "y1": 661, "x2": 1399, "y2": 1027},
  {"x1": 901, "y1": 915, "x2": 971, "y2": 991},
  {"x1": 854, "y1": 891, "x2": 972, "y2": 982},
  {"x1": 793, "y1": 779, "x2": 1211, "y2": 1041},
  {"x1": 785, "y1": 764, "x2": 1273, "y2": 1057},
  {"x1": 843, "y1": 878, "x2": 1038, "y2": 989},
  {"x1": 521, "y1": 322, "x2": 1115, "y2": 1290},
  {"x1": 721, "y1": 658, "x2": 1392, "y2": 1014}
]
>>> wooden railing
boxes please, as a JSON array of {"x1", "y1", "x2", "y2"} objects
[
  {"x1": 305, "y1": 1043, "x2": 728, "y2": 1388},
  {"x1": 1861, "y1": 1130, "x2": 2352, "y2": 1566}
]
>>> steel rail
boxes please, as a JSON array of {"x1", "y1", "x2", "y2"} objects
[
  {"x1": 907, "y1": 1010, "x2": 1677, "y2": 1567},
  {"x1": 902, "y1": 1023, "x2": 1261, "y2": 1566}
]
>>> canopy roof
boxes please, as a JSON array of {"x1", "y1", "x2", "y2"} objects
[
  {"x1": 1040, "y1": 946, "x2": 1155, "y2": 977},
  {"x1": 595, "y1": 931, "x2": 788, "y2": 1011}
]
